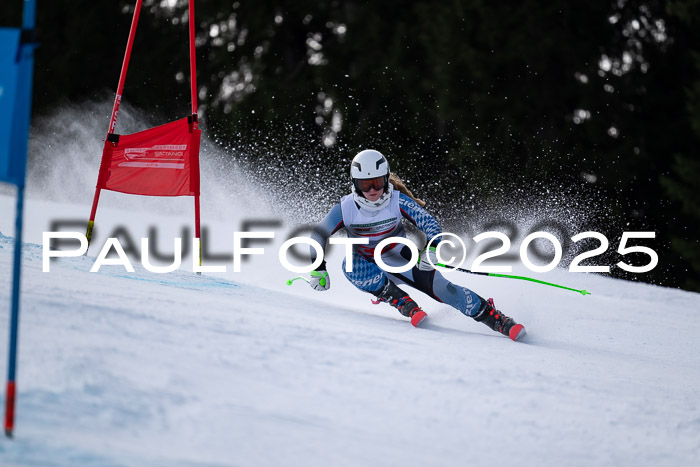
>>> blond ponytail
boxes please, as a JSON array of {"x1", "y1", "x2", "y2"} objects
[{"x1": 389, "y1": 172, "x2": 426, "y2": 207}]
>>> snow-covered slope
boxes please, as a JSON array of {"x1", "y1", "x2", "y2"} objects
[
  {"x1": 1, "y1": 102, "x2": 699, "y2": 466},
  {"x1": 0, "y1": 192, "x2": 699, "y2": 467}
]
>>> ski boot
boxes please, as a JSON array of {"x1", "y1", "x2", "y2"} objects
[
  {"x1": 474, "y1": 297, "x2": 526, "y2": 341},
  {"x1": 373, "y1": 280, "x2": 428, "y2": 327}
]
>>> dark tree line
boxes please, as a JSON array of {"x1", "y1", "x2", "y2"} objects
[{"x1": 2, "y1": 0, "x2": 699, "y2": 291}]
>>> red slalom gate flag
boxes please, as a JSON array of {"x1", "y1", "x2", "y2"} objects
[{"x1": 97, "y1": 117, "x2": 201, "y2": 197}]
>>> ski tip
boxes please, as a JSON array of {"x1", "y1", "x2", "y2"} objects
[
  {"x1": 581, "y1": 290, "x2": 591, "y2": 296},
  {"x1": 411, "y1": 310, "x2": 428, "y2": 327},
  {"x1": 509, "y1": 324, "x2": 526, "y2": 341}
]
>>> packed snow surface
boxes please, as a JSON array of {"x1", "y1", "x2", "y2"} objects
[{"x1": 0, "y1": 191, "x2": 699, "y2": 467}]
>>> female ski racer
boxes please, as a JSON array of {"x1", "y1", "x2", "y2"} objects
[{"x1": 308, "y1": 149, "x2": 526, "y2": 341}]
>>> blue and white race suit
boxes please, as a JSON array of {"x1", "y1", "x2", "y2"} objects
[{"x1": 310, "y1": 188, "x2": 483, "y2": 317}]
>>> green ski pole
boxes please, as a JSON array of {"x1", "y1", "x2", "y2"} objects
[
  {"x1": 286, "y1": 276, "x2": 310, "y2": 286},
  {"x1": 436, "y1": 263, "x2": 591, "y2": 296}
]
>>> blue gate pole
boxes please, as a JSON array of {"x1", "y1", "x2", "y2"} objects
[
  {"x1": 22, "y1": 0, "x2": 37, "y2": 30},
  {"x1": 5, "y1": 183, "x2": 25, "y2": 438},
  {"x1": 4, "y1": 0, "x2": 37, "y2": 438}
]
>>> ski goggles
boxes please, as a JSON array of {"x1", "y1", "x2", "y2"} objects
[{"x1": 355, "y1": 176, "x2": 386, "y2": 192}]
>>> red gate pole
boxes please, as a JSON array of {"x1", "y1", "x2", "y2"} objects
[
  {"x1": 189, "y1": 0, "x2": 202, "y2": 269},
  {"x1": 86, "y1": 0, "x2": 144, "y2": 250}
]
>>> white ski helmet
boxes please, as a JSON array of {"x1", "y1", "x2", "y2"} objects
[{"x1": 350, "y1": 149, "x2": 393, "y2": 211}]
